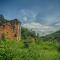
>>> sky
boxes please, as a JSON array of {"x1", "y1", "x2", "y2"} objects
[{"x1": 0, "y1": 0, "x2": 60, "y2": 35}]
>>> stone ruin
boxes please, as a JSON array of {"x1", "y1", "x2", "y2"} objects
[{"x1": 0, "y1": 18, "x2": 21, "y2": 40}]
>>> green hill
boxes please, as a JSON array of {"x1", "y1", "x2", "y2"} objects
[{"x1": 41, "y1": 30, "x2": 60, "y2": 41}]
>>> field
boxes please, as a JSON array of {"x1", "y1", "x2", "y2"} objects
[{"x1": 0, "y1": 39, "x2": 60, "y2": 60}]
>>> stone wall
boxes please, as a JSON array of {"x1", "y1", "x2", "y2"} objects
[{"x1": 0, "y1": 19, "x2": 21, "y2": 40}]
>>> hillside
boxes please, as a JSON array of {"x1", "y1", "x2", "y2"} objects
[{"x1": 41, "y1": 30, "x2": 60, "y2": 41}]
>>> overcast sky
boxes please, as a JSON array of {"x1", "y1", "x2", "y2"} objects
[{"x1": 0, "y1": 0, "x2": 60, "y2": 35}]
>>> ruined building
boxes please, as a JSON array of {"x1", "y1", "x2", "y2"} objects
[{"x1": 0, "y1": 15, "x2": 21, "y2": 40}]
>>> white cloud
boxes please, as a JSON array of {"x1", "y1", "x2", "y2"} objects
[
  {"x1": 16, "y1": 9, "x2": 60, "y2": 26},
  {"x1": 23, "y1": 16, "x2": 28, "y2": 22},
  {"x1": 55, "y1": 23, "x2": 60, "y2": 26},
  {"x1": 17, "y1": 9, "x2": 39, "y2": 22},
  {"x1": 22, "y1": 22, "x2": 42, "y2": 29},
  {"x1": 22, "y1": 22, "x2": 58, "y2": 36}
]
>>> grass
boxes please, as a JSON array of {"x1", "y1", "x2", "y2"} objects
[{"x1": 0, "y1": 39, "x2": 60, "y2": 60}]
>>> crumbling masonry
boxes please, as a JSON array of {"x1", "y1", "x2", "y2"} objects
[{"x1": 0, "y1": 19, "x2": 21, "y2": 40}]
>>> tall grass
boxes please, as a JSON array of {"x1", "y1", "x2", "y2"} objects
[{"x1": 0, "y1": 39, "x2": 60, "y2": 60}]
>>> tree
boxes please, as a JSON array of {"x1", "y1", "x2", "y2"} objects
[{"x1": 0, "y1": 15, "x2": 7, "y2": 23}]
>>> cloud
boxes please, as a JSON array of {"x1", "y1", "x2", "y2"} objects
[
  {"x1": 16, "y1": 8, "x2": 60, "y2": 26},
  {"x1": 22, "y1": 22, "x2": 58, "y2": 36},
  {"x1": 22, "y1": 22, "x2": 42, "y2": 28},
  {"x1": 17, "y1": 9, "x2": 38, "y2": 23},
  {"x1": 16, "y1": 8, "x2": 60, "y2": 35},
  {"x1": 23, "y1": 16, "x2": 28, "y2": 22},
  {"x1": 55, "y1": 23, "x2": 60, "y2": 26}
]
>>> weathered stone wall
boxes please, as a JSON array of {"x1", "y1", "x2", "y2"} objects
[{"x1": 0, "y1": 19, "x2": 21, "y2": 40}]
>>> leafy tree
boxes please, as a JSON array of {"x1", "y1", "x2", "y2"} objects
[{"x1": 0, "y1": 14, "x2": 7, "y2": 23}]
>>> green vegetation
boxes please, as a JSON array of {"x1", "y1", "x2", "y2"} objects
[
  {"x1": 41, "y1": 30, "x2": 60, "y2": 41},
  {"x1": 0, "y1": 15, "x2": 8, "y2": 23},
  {"x1": 0, "y1": 39, "x2": 60, "y2": 60}
]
